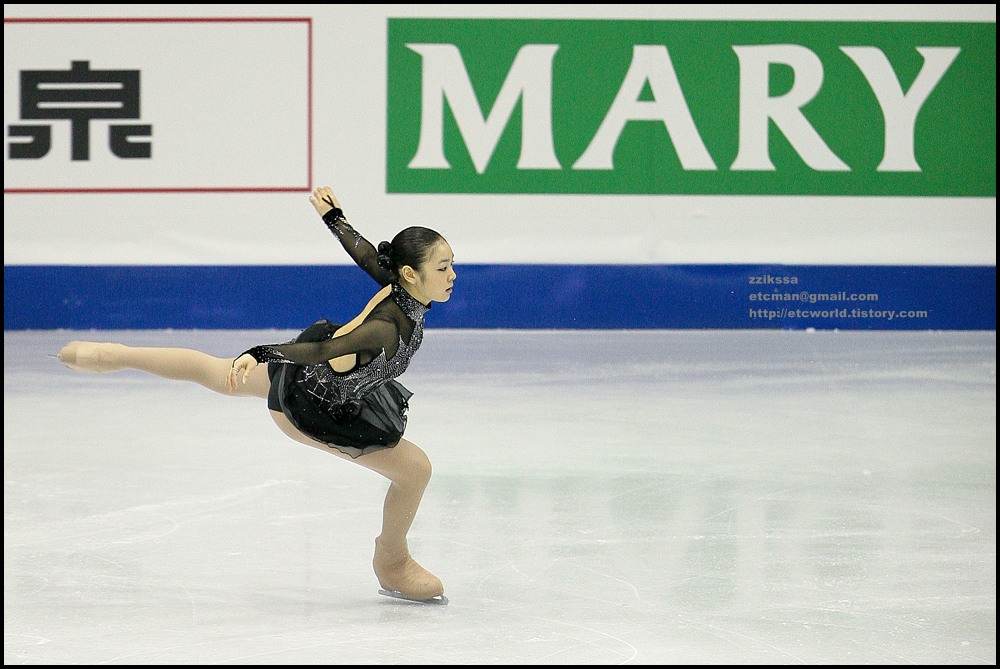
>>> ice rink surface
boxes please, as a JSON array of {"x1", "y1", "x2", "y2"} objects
[{"x1": 4, "y1": 328, "x2": 996, "y2": 664}]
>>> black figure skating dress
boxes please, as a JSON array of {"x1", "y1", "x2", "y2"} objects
[{"x1": 242, "y1": 208, "x2": 429, "y2": 458}]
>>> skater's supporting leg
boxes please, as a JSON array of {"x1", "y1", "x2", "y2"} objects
[
  {"x1": 367, "y1": 443, "x2": 444, "y2": 600},
  {"x1": 58, "y1": 340, "x2": 271, "y2": 398},
  {"x1": 269, "y1": 411, "x2": 444, "y2": 599}
]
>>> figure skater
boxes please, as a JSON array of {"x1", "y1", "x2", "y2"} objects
[{"x1": 57, "y1": 185, "x2": 456, "y2": 605}]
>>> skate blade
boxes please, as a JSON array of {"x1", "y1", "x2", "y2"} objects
[{"x1": 378, "y1": 588, "x2": 449, "y2": 605}]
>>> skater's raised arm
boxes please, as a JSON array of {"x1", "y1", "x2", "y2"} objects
[{"x1": 310, "y1": 185, "x2": 394, "y2": 286}]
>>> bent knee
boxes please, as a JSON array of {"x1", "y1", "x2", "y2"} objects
[
  {"x1": 402, "y1": 450, "x2": 432, "y2": 487},
  {"x1": 393, "y1": 441, "x2": 432, "y2": 487}
]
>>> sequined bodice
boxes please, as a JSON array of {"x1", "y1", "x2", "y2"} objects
[{"x1": 300, "y1": 284, "x2": 427, "y2": 407}]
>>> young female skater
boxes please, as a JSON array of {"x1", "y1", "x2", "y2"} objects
[{"x1": 57, "y1": 185, "x2": 457, "y2": 605}]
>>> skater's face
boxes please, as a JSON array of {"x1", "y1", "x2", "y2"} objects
[{"x1": 402, "y1": 240, "x2": 455, "y2": 304}]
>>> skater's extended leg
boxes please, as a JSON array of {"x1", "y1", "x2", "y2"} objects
[
  {"x1": 269, "y1": 411, "x2": 444, "y2": 600},
  {"x1": 58, "y1": 340, "x2": 270, "y2": 398}
]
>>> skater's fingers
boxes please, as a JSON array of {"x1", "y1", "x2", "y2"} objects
[
  {"x1": 237, "y1": 359, "x2": 255, "y2": 385},
  {"x1": 227, "y1": 362, "x2": 242, "y2": 393},
  {"x1": 314, "y1": 185, "x2": 338, "y2": 208},
  {"x1": 310, "y1": 191, "x2": 333, "y2": 216}
]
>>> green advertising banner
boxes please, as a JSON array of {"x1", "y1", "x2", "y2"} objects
[{"x1": 386, "y1": 19, "x2": 995, "y2": 196}]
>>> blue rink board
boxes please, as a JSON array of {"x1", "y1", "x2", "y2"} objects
[{"x1": 3, "y1": 264, "x2": 996, "y2": 330}]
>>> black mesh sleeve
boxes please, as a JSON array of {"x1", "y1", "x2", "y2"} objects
[
  {"x1": 322, "y1": 208, "x2": 395, "y2": 286},
  {"x1": 242, "y1": 318, "x2": 398, "y2": 366}
]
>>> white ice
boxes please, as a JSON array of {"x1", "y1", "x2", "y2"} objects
[{"x1": 4, "y1": 329, "x2": 996, "y2": 664}]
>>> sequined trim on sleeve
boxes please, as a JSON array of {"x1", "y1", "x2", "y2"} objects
[
  {"x1": 244, "y1": 345, "x2": 295, "y2": 364},
  {"x1": 322, "y1": 208, "x2": 364, "y2": 251}
]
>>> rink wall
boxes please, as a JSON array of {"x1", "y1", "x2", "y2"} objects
[
  {"x1": 3, "y1": 5, "x2": 996, "y2": 330},
  {"x1": 3, "y1": 264, "x2": 996, "y2": 330}
]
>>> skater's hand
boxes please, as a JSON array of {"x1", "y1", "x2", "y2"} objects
[
  {"x1": 227, "y1": 353, "x2": 258, "y2": 393},
  {"x1": 310, "y1": 185, "x2": 341, "y2": 217}
]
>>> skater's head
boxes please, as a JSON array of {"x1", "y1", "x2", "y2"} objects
[{"x1": 377, "y1": 227, "x2": 455, "y2": 304}]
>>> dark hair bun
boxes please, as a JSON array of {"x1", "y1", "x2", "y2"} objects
[{"x1": 376, "y1": 241, "x2": 394, "y2": 270}]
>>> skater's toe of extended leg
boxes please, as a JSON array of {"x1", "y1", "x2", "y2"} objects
[
  {"x1": 57, "y1": 341, "x2": 123, "y2": 372},
  {"x1": 57, "y1": 341, "x2": 82, "y2": 368}
]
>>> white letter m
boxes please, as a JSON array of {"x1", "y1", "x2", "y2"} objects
[{"x1": 406, "y1": 43, "x2": 561, "y2": 174}]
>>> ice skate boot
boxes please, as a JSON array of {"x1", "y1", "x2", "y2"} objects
[
  {"x1": 57, "y1": 341, "x2": 126, "y2": 372},
  {"x1": 373, "y1": 538, "x2": 447, "y2": 605}
]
